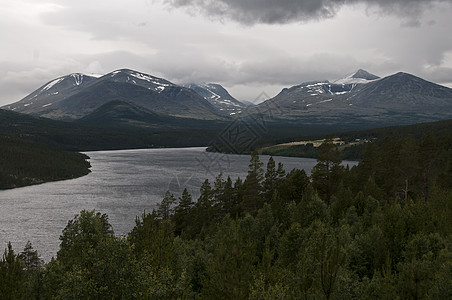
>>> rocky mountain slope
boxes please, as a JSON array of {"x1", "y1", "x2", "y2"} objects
[
  {"x1": 252, "y1": 70, "x2": 452, "y2": 128},
  {"x1": 3, "y1": 69, "x2": 226, "y2": 121},
  {"x1": 183, "y1": 83, "x2": 245, "y2": 116}
]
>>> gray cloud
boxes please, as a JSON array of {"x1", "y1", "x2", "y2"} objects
[
  {"x1": 1, "y1": 0, "x2": 451, "y2": 106},
  {"x1": 164, "y1": 0, "x2": 450, "y2": 24}
]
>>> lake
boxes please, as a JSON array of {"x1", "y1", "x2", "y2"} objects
[{"x1": 0, "y1": 147, "x2": 357, "y2": 261}]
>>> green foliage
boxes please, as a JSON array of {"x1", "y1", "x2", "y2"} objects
[
  {"x1": 57, "y1": 210, "x2": 114, "y2": 268},
  {"x1": 128, "y1": 210, "x2": 175, "y2": 268},
  {"x1": 0, "y1": 243, "x2": 25, "y2": 299},
  {"x1": 3, "y1": 126, "x2": 452, "y2": 299}
]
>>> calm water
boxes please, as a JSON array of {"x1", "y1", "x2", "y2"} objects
[{"x1": 0, "y1": 147, "x2": 356, "y2": 261}]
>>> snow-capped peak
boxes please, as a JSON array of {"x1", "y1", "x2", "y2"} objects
[{"x1": 333, "y1": 69, "x2": 380, "y2": 85}]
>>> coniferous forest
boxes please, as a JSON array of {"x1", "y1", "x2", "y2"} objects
[
  {"x1": 1, "y1": 133, "x2": 451, "y2": 299},
  {"x1": 0, "y1": 134, "x2": 91, "y2": 189}
]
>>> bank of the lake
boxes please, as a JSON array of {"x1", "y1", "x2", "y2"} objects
[{"x1": 0, "y1": 147, "x2": 356, "y2": 261}]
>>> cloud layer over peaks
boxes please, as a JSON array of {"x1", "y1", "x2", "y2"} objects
[{"x1": 164, "y1": 0, "x2": 449, "y2": 25}]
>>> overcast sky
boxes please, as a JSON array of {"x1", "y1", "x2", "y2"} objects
[{"x1": 1, "y1": 0, "x2": 452, "y2": 105}]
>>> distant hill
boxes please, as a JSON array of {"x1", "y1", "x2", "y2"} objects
[
  {"x1": 77, "y1": 100, "x2": 229, "y2": 129},
  {"x1": 0, "y1": 108, "x2": 225, "y2": 151},
  {"x1": 0, "y1": 133, "x2": 91, "y2": 189}
]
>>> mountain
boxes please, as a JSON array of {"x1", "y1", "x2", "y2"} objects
[
  {"x1": 333, "y1": 69, "x2": 380, "y2": 84},
  {"x1": 3, "y1": 69, "x2": 226, "y2": 121},
  {"x1": 183, "y1": 83, "x2": 246, "y2": 116},
  {"x1": 4, "y1": 68, "x2": 452, "y2": 131},
  {"x1": 252, "y1": 70, "x2": 452, "y2": 128},
  {"x1": 3, "y1": 73, "x2": 98, "y2": 118}
]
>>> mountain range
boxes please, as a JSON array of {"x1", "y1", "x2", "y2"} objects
[
  {"x1": 3, "y1": 69, "x2": 229, "y2": 121},
  {"x1": 248, "y1": 69, "x2": 452, "y2": 129},
  {"x1": 2, "y1": 68, "x2": 452, "y2": 132}
]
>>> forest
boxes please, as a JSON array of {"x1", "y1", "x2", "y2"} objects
[
  {"x1": 1, "y1": 132, "x2": 451, "y2": 299},
  {"x1": 0, "y1": 134, "x2": 91, "y2": 189},
  {"x1": 209, "y1": 119, "x2": 452, "y2": 160}
]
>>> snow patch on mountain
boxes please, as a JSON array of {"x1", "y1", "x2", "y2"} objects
[
  {"x1": 42, "y1": 78, "x2": 64, "y2": 91},
  {"x1": 129, "y1": 72, "x2": 172, "y2": 87},
  {"x1": 71, "y1": 73, "x2": 84, "y2": 86}
]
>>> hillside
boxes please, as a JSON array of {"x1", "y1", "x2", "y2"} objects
[
  {"x1": 0, "y1": 134, "x2": 91, "y2": 189},
  {"x1": 0, "y1": 108, "x2": 226, "y2": 151},
  {"x1": 212, "y1": 118, "x2": 452, "y2": 159}
]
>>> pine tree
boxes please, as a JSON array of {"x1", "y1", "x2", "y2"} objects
[
  {"x1": 19, "y1": 241, "x2": 42, "y2": 271},
  {"x1": 157, "y1": 190, "x2": 176, "y2": 220},
  {"x1": 311, "y1": 137, "x2": 343, "y2": 206},
  {"x1": 174, "y1": 188, "x2": 194, "y2": 235},
  {"x1": 242, "y1": 151, "x2": 264, "y2": 215},
  {"x1": 191, "y1": 179, "x2": 214, "y2": 237},
  {"x1": 263, "y1": 157, "x2": 279, "y2": 202}
]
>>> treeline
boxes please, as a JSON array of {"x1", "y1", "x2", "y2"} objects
[
  {"x1": 1, "y1": 135, "x2": 451, "y2": 299},
  {"x1": 209, "y1": 119, "x2": 452, "y2": 160},
  {"x1": 260, "y1": 142, "x2": 364, "y2": 160},
  {"x1": 0, "y1": 134, "x2": 91, "y2": 189}
]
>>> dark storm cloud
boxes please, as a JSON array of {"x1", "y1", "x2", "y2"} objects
[{"x1": 164, "y1": 0, "x2": 450, "y2": 24}]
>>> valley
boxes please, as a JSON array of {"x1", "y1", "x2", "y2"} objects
[{"x1": 1, "y1": 68, "x2": 451, "y2": 156}]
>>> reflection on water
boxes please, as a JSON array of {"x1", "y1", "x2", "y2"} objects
[{"x1": 0, "y1": 147, "x2": 356, "y2": 261}]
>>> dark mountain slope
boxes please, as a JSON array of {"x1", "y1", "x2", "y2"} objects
[
  {"x1": 0, "y1": 109, "x2": 223, "y2": 151},
  {"x1": 77, "y1": 100, "x2": 229, "y2": 129}
]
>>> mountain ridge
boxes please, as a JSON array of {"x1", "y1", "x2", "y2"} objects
[
  {"x1": 3, "y1": 69, "x2": 227, "y2": 121},
  {"x1": 251, "y1": 70, "x2": 452, "y2": 128},
  {"x1": 183, "y1": 82, "x2": 246, "y2": 116},
  {"x1": 3, "y1": 69, "x2": 452, "y2": 130}
]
